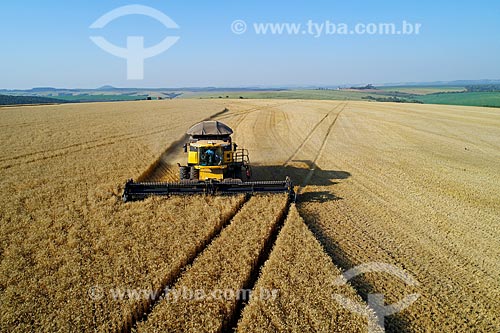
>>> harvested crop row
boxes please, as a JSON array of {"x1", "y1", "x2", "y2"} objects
[
  {"x1": 135, "y1": 194, "x2": 289, "y2": 333},
  {"x1": 237, "y1": 205, "x2": 380, "y2": 333}
]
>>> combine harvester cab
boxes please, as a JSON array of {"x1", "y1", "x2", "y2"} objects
[{"x1": 123, "y1": 120, "x2": 295, "y2": 202}]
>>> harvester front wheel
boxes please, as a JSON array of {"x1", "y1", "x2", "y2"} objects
[
  {"x1": 179, "y1": 166, "x2": 190, "y2": 180},
  {"x1": 190, "y1": 166, "x2": 199, "y2": 180}
]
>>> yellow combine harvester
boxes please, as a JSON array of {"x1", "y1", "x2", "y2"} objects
[
  {"x1": 180, "y1": 120, "x2": 251, "y2": 181},
  {"x1": 123, "y1": 120, "x2": 294, "y2": 201}
]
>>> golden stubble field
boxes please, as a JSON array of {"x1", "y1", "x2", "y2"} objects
[{"x1": 0, "y1": 99, "x2": 499, "y2": 332}]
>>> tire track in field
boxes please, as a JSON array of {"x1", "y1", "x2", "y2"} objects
[
  {"x1": 216, "y1": 101, "x2": 294, "y2": 125},
  {"x1": 282, "y1": 102, "x2": 345, "y2": 167},
  {"x1": 291, "y1": 102, "x2": 391, "y2": 330},
  {"x1": 231, "y1": 101, "x2": 297, "y2": 137},
  {"x1": 279, "y1": 102, "x2": 346, "y2": 194},
  {"x1": 215, "y1": 101, "x2": 286, "y2": 129},
  {"x1": 267, "y1": 107, "x2": 293, "y2": 156},
  {"x1": 298, "y1": 103, "x2": 346, "y2": 190}
]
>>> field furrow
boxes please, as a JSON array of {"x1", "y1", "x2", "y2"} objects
[
  {"x1": 237, "y1": 205, "x2": 382, "y2": 333},
  {"x1": 283, "y1": 102, "x2": 344, "y2": 167},
  {"x1": 135, "y1": 194, "x2": 289, "y2": 333}
]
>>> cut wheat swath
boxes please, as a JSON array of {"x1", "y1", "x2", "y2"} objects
[
  {"x1": 135, "y1": 194, "x2": 289, "y2": 333},
  {"x1": 237, "y1": 205, "x2": 382, "y2": 333}
]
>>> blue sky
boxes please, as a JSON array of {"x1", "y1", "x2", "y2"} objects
[{"x1": 1, "y1": 0, "x2": 499, "y2": 89}]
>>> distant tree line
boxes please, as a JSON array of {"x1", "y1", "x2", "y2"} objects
[
  {"x1": 0, "y1": 94, "x2": 71, "y2": 105},
  {"x1": 362, "y1": 95, "x2": 423, "y2": 104},
  {"x1": 465, "y1": 84, "x2": 500, "y2": 92},
  {"x1": 350, "y1": 84, "x2": 376, "y2": 90}
]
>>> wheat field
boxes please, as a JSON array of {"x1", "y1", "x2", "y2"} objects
[{"x1": 1, "y1": 99, "x2": 499, "y2": 332}]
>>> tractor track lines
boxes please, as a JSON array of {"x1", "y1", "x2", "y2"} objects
[
  {"x1": 216, "y1": 102, "x2": 280, "y2": 125},
  {"x1": 299, "y1": 103, "x2": 346, "y2": 189},
  {"x1": 268, "y1": 109, "x2": 292, "y2": 152},
  {"x1": 279, "y1": 102, "x2": 347, "y2": 195},
  {"x1": 283, "y1": 113, "x2": 329, "y2": 166},
  {"x1": 231, "y1": 101, "x2": 297, "y2": 135},
  {"x1": 217, "y1": 101, "x2": 295, "y2": 122},
  {"x1": 283, "y1": 102, "x2": 345, "y2": 167}
]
